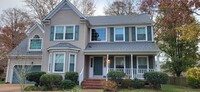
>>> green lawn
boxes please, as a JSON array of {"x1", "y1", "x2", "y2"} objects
[
  {"x1": 118, "y1": 84, "x2": 200, "y2": 92},
  {"x1": 0, "y1": 81, "x2": 4, "y2": 84}
]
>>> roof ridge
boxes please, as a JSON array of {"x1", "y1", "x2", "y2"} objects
[{"x1": 87, "y1": 13, "x2": 148, "y2": 18}]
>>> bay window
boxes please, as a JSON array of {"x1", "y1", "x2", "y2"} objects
[
  {"x1": 53, "y1": 53, "x2": 65, "y2": 73},
  {"x1": 68, "y1": 53, "x2": 77, "y2": 72}
]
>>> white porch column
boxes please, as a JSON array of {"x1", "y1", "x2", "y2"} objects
[
  {"x1": 131, "y1": 54, "x2": 133, "y2": 79},
  {"x1": 156, "y1": 53, "x2": 161, "y2": 71},
  {"x1": 106, "y1": 54, "x2": 109, "y2": 81}
]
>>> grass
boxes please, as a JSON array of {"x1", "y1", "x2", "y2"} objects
[
  {"x1": 0, "y1": 81, "x2": 4, "y2": 84},
  {"x1": 118, "y1": 84, "x2": 200, "y2": 92}
]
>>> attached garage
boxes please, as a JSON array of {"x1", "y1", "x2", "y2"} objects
[{"x1": 12, "y1": 65, "x2": 41, "y2": 84}]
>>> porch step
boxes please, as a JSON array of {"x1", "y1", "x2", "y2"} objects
[{"x1": 81, "y1": 79, "x2": 105, "y2": 89}]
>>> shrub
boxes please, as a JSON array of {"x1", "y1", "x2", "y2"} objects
[
  {"x1": 65, "y1": 72, "x2": 78, "y2": 84},
  {"x1": 144, "y1": 72, "x2": 168, "y2": 89},
  {"x1": 24, "y1": 86, "x2": 40, "y2": 91},
  {"x1": 131, "y1": 79, "x2": 144, "y2": 89},
  {"x1": 107, "y1": 71, "x2": 125, "y2": 81},
  {"x1": 59, "y1": 80, "x2": 76, "y2": 90},
  {"x1": 26, "y1": 71, "x2": 46, "y2": 86},
  {"x1": 187, "y1": 67, "x2": 200, "y2": 88},
  {"x1": 102, "y1": 80, "x2": 117, "y2": 92},
  {"x1": 40, "y1": 74, "x2": 63, "y2": 90},
  {"x1": 121, "y1": 79, "x2": 132, "y2": 88}
]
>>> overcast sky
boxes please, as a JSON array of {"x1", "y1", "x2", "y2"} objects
[
  {"x1": 0, "y1": 0, "x2": 199, "y2": 20},
  {"x1": 0, "y1": 0, "x2": 108, "y2": 16}
]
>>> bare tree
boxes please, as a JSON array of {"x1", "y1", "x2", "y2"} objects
[
  {"x1": 24, "y1": 0, "x2": 59, "y2": 22},
  {"x1": 0, "y1": 8, "x2": 33, "y2": 74},
  {"x1": 104, "y1": 0, "x2": 137, "y2": 15},
  {"x1": 70, "y1": 0, "x2": 96, "y2": 16}
]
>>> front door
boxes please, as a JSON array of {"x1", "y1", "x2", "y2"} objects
[{"x1": 93, "y1": 57, "x2": 103, "y2": 76}]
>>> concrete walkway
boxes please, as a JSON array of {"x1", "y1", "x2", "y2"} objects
[{"x1": 0, "y1": 84, "x2": 103, "y2": 92}]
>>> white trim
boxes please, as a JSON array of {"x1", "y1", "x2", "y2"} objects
[
  {"x1": 137, "y1": 56, "x2": 149, "y2": 74},
  {"x1": 130, "y1": 54, "x2": 133, "y2": 79},
  {"x1": 89, "y1": 56, "x2": 94, "y2": 78},
  {"x1": 28, "y1": 35, "x2": 43, "y2": 51},
  {"x1": 151, "y1": 25, "x2": 154, "y2": 42},
  {"x1": 114, "y1": 27, "x2": 125, "y2": 42},
  {"x1": 48, "y1": 53, "x2": 52, "y2": 73},
  {"x1": 53, "y1": 52, "x2": 66, "y2": 73},
  {"x1": 90, "y1": 27, "x2": 107, "y2": 42},
  {"x1": 136, "y1": 26, "x2": 148, "y2": 41},
  {"x1": 54, "y1": 25, "x2": 75, "y2": 41},
  {"x1": 26, "y1": 23, "x2": 45, "y2": 35},
  {"x1": 106, "y1": 54, "x2": 109, "y2": 81},
  {"x1": 68, "y1": 53, "x2": 77, "y2": 72},
  {"x1": 114, "y1": 56, "x2": 126, "y2": 71}
]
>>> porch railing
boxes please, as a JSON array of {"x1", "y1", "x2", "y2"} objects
[{"x1": 108, "y1": 68, "x2": 155, "y2": 79}]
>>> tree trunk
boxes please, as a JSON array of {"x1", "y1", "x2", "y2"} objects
[{"x1": 176, "y1": 71, "x2": 182, "y2": 77}]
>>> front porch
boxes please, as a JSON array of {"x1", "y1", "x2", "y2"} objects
[{"x1": 84, "y1": 54, "x2": 160, "y2": 80}]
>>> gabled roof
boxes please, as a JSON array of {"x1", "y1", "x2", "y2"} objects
[
  {"x1": 10, "y1": 38, "x2": 42, "y2": 56},
  {"x1": 84, "y1": 42, "x2": 160, "y2": 53},
  {"x1": 48, "y1": 43, "x2": 81, "y2": 50},
  {"x1": 26, "y1": 22, "x2": 45, "y2": 35},
  {"x1": 43, "y1": 0, "x2": 86, "y2": 20},
  {"x1": 87, "y1": 14, "x2": 153, "y2": 26}
]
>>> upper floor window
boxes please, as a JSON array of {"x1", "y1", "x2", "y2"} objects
[
  {"x1": 114, "y1": 27, "x2": 125, "y2": 41},
  {"x1": 29, "y1": 35, "x2": 42, "y2": 51},
  {"x1": 54, "y1": 25, "x2": 75, "y2": 40},
  {"x1": 91, "y1": 28, "x2": 107, "y2": 42},
  {"x1": 136, "y1": 27, "x2": 147, "y2": 41}
]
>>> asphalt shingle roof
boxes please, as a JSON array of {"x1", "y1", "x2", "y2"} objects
[
  {"x1": 10, "y1": 38, "x2": 42, "y2": 56},
  {"x1": 48, "y1": 43, "x2": 80, "y2": 50},
  {"x1": 87, "y1": 14, "x2": 153, "y2": 26},
  {"x1": 84, "y1": 42, "x2": 160, "y2": 53}
]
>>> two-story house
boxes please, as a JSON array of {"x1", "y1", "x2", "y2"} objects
[{"x1": 5, "y1": 0, "x2": 160, "y2": 85}]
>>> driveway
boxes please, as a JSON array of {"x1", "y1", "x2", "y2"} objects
[{"x1": 0, "y1": 84, "x2": 103, "y2": 92}]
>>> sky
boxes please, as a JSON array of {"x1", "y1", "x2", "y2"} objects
[
  {"x1": 0, "y1": 0, "x2": 200, "y2": 19},
  {"x1": 0, "y1": 0, "x2": 108, "y2": 16}
]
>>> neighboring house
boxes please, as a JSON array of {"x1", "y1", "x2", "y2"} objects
[{"x1": 5, "y1": 0, "x2": 160, "y2": 84}]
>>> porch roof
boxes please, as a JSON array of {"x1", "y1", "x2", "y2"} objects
[{"x1": 84, "y1": 42, "x2": 160, "y2": 53}]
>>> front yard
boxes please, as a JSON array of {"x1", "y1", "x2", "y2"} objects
[
  {"x1": 119, "y1": 84, "x2": 200, "y2": 92},
  {"x1": 0, "y1": 84, "x2": 199, "y2": 92}
]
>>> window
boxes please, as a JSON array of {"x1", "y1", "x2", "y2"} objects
[
  {"x1": 29, "y1": 35, "x2": 42, "y2": 50},
  {"x1": 55, "y1": 26, "x2": 64, "y2": 40},
  {"x1": 114, "y1": 27, "x2": 125, "y2": 41},
  {"x1": 115, "y1": 56, "x2": 125, "y2": 70},
  {"x1": 65, "y1": 26, "x2": 74, "y2": 40},
  {"x1": 137, "y1": 56, "x2": 148, "y2": 73},
  {"x1": 69, "y1": 53, "x2": 76, "y2": 72},
  {"x1": 54, "y1": 25, "x2": 75, "y2": 40},
  {"x1": 137, "y1": 27, "x2": 147, "y2": 41},
  {"x1": 53, "y1": 53, "x2": 65, "y2": 73},
  {"x1": 91, "y1": 28, "x2": 107, "y2": 42}
]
